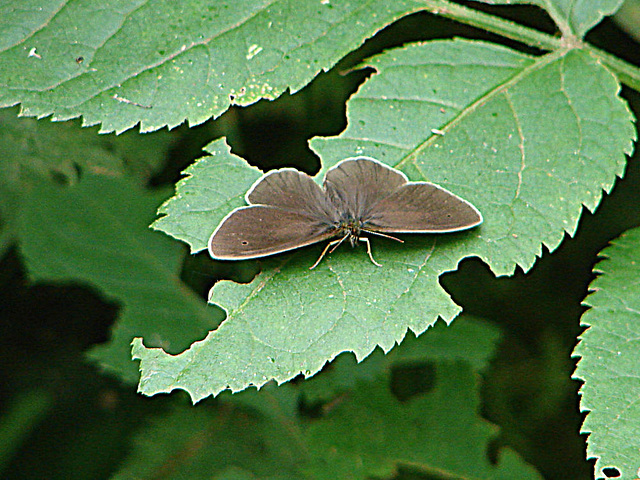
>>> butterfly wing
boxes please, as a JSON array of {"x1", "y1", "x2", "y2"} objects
[
  {"x1": 247, "y1": 168, "x2": 337, "y2": 221},
  {"x1": 208, "y1": 206, "x2": 337, "y2": 260},
  {"x1": 323, "y1": 157, "x2": 407, "y2": 219},
  {"x1": 363, "y1": 182, "x2": 482, "y2": 233}
]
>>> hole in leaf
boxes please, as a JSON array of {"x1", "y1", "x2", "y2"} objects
[
  {"x1": 390, "y1": 362, "x2": 436, "y2": 402},
  {"x1": 602, "y1": 467, "x2": 621, "y2": 478}
]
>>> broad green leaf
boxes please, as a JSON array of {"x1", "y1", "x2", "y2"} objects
[
  {"x1": 0, "y1": 107, "x2": 172, "y2": 185},
  {"x1": 474, "y1": 0, "x2": 625, "y2": 37},
  {"x1": 0, "y1": 107, "x2": 174, "y2": 256},
  {"x1": 17, "y1": 174, "x2": 222, "y2": 382},
  {"x1": 302, "y1": 362, "x2": 540, "y2": 480},
  {"x1": 0, "y1": 0, "x2": 437, "y2": 134},
  {"x1": 298, "y1": 315, "x2": 502, "y2": 403},
  {"x1": 0, "y1": 108, "x2": 121, "y2": 183},
  {"x1": 312, "y1": 40, "x2": 635, "y2": 274},
  {"x1": 573, "y1": 226, "x2": 640, "y2": 479},
  {"x1": 0, "y1": 389, "x2": 52, "y2": 470},
  {"x1": 139, "y1": 39, "x2": 635, "y2": 401},
  {"x1": 151, "y1": 141, "x2": 262, "y2": 252},
  {"x1": 119, "y1": 317, "x2": 543, "y2": 480},
  {"x1": 0, "y1": 108, "x2": 123, "y2": 254}
]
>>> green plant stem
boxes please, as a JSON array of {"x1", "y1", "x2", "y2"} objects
[
  {"x1": 586, "y1": 44, "x2": 640, "y2": 92},
  {"x1": 422, "y1": 0, "x2": 562, "y2": 50},
  {"x1": 419, "y1": 0, "x2": 640, "y2": 92}
]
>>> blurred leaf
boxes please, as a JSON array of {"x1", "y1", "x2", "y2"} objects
[
  {"x1": 0, "y1": 108, "x2": 120, "y2": 253},
  {"x1": 0, "y1": 390, "x2": 52, "y2": 469},
  {"x1": 298, "y1": 315, "x2": 502, "y2": 403},
  {"x1": 613, "y1": 0, "x2": 640, "y2": 43},
  {"x1": 0, "y1": 108, "x2": 174, "y2": 256},
  {"x1": 98, "y1": 127, "x2": 178, "y2": 182},
  {"x1": 473, "y1": 0, "x2": 625, "y2": 37},
  {"x1": 17, "y1": 174, "x2": 222, "y2": 382},
  {"x1": 140, "y1": 39, "x2": 635, "y2": 401},
  {"x1": 119, "y1": 317, "x2": 543, "y2": 479},
  {"x1": 1, "y1": 108, "x2": 122, "y2": 182},
  {"x1": 301, "y1": 362, "x2": 540, "y2": 480},
  {"x1": 573, "y1": 226, "x2": 640, "y2": 479},
  {"x1": 0, "y1": 0, "x2": 439, "y2": 134}
]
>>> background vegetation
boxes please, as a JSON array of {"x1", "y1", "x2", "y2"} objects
[{"x1": 1, "y1": 1, "x2": 640, "y2": 479}]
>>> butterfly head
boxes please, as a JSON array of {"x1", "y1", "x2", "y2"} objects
[{"x1": 335, "y1": 218, "x2": 363, "y2": 247}]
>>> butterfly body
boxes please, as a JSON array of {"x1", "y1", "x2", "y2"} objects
[
  {"x1": 339, "y1": 220, "x2": 363, "y2": 249},
  {"x1": 208, "y1": 157, "x2": 482, "y2": 266}
]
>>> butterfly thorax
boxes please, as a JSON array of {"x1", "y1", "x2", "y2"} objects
[{"x1": 335, "y1": 217, "x2": 363, "y2": 247}]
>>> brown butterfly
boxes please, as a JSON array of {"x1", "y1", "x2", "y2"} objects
[{"x1": 209, "y1": 157, "x2": 482, "y2": 268}]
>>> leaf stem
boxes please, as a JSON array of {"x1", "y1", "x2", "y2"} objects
[
  {"x1": 585, "y1": 44, "x2": 640, "y2": 92},
  {"x1": 420, "y1": 0, "x2": 640, "y2": 92},
  {"x1": 421, "y1": 0, "x2": 562, "y2": 51}
]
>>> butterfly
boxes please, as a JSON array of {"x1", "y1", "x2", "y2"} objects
[{"x1": 209, "y1": 157, "x2": 482, "y2": 268}]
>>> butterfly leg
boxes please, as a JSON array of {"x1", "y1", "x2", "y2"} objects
[
  {"x1": 309, "y1": 238, "x2": 342, "y2": 270},
  {"x1": 359, "y1": 237, "x2": 382, "y2": 267}
]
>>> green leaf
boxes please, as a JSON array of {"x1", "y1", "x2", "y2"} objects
[
  {"x1": 573, "y1": 226, "x2": 640, "y2": 479},
  {"x1": 0, "y1": 0, "x2": 437, "y2": 134},
  {"x1": 17, "y1": 174, "x2": 222, "y2": 382},
  {"x1": 0, "y1": 109, "x2": 120, "y2": 182},
  {"x1": 0, "y1": 107, "x2": 172, "y2": 183},
  {"x1": 119, "y1": 317, "x2": 543, "y2": 479},
  {"x1": 473, "y1": 0, "x2": 625, "y2": 37},
  {"x1": 0, "y1": 390, "x2": 52, "y2": 470},
  {"x1": 302, "y1": 362, "x2": 539, "y2": 480},
  {"x1": 140, "y1": 39, "x2": 635, "y2": 401},
  {"x1": 298, "y1": 315, "x2": 502, "y2": 403},
  {"x1": 151, "y1": 140, "x2": 263, "y2": 253},
  {"x1": 0, "y1": 107, "x2": 173, "y2": 257},
  {"x1": 312, "y1": 40, "x2": 635, "y2": 274}
]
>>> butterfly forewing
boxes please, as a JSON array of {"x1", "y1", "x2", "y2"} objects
[
  {"x1": 323, "y1": 158, "x2": 407, "y2": 219},
  {"x1": 208, "y1": 206, "x2": 336, "y2": 260},
  {"x1": 364, "y1": 182, "x2": 483, "y2": 233},
  {"x1": 247, "y1": 169, "x2": 336, "y2": 221}
]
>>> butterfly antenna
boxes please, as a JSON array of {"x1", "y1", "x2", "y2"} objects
[{"x1": 363, "y1": 229, "x2": 404, "y2": 243}]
